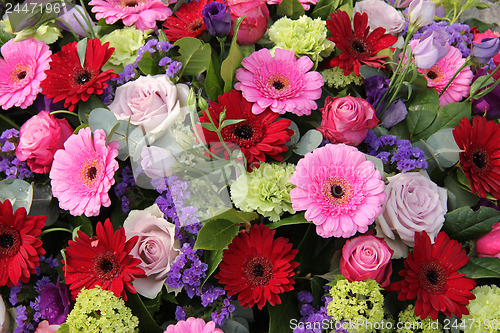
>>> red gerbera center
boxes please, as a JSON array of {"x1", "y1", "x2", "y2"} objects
[
  {"x1": 163, "y1": 0, "x2": 208, "y2": 41},
  {"x1": 453, "y1": 116, "x2": 500, "y2": 199},
  {"x1": 418, "y1": 260, "x2": 448, "y2": 294},
  {"x1": 244, "y1": 256, "x2": 274, "y2": 286},
  {"x1": 0, "y1": 224, "x2": 21, "y2": 258},
  {"x1": 325, "y1": 11, "x2": 398, "y2": 76},
  {"x1": 93, "y1": 251, "x2": 123, "y2": 280},
  {"x1": 198, "y1": 89, "x2": 293, "y2": 171}
]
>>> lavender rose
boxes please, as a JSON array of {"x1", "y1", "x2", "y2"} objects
[
  {"x1": 38, "y1": 281, "x2": 71, "y2": 325},
  {"x1": 476, "y1": 221, "x2": 500, "y2": 258},
  {"x1": 16, "y1": 111, "x2": 73, "y2": 174},
  {"x1": 108, "y1": 74, "x2": 189, "y2": 142},
  {"x1": 354, "y1": 0, "x2": 405, "y2": 35},
  {"x1": 376, "y1": 172, "x2": 447, "y2": 257},
  {"x1": 123, "y1": 204, "x2": 180, "y2": 299},
  {"x1": 317, "y1": 96, "x2": 378, "y2": 145},
  {"x1": 339, "y1": 234, "x2": 393, "y2": 287}
]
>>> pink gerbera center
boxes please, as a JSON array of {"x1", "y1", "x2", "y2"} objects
[
  {"x1": 0, "y1": 225, "x2": 21, "y2": 258},
  {"x1": 322, "y1": 177, "x2": 353, "y2": 205},
  {"x1": 79, "y1": 158, "x2": 104, "y2": 188},
  {"x1": 121, "y1": 0, "x2": 143, "y2": 6},
  {"x1": 93, "y1": 250, "x2": 123, "y2": 280},
  {"x1": 421, "y1": 66, "x2": 444, "y2": 83},
  {"x1": 259, "y1": 63, "x2": 303, "y2": 99},
  {"x1": 11, "y1": 64, "x2": 31, "y2": 83},
  {"x1": 244, "y1": 256, "x2": 274, "y2": 287}
]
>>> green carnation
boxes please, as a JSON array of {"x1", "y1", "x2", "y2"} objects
[
  {"x1": 65, "y1": 286, "x2": 139, "y2": 333},
  {"x1": 321, "y1": 67, "x2": 364, "y2": 89},
  {"x1": 268, "y1": 15, "x2": 335, "y2": 63},
  {"x1": 230, "y1": 162, "x2": 296, "y2": 222},
  {"x1": 327, "y1": 277, "x2": 385, "y2": 333},
  {"x1": 397, "y1": 305, "x2": 443, "y2": 333},
  {"x1": 461, "y1": 285, "x2": 500, "y2": 333},
  {"x1": 101, "y1": 26, "x2": 148, "y2": 72}
]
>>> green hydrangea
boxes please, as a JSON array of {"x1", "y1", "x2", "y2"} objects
[
  {"x1": 397, "y1": 305, "x2": 443, "y2": 333},
  {"x1": 268, "y1": 15, "x2": 335, "y2": 63},
  {"x1": 65, "y1": 287, "x2": 139, "y2": 333},
  {"x1": 101, "y1": 26, "x2": 148, "y2": 72},
  {"x1": 327, "y1": 277, "x2": 385, "y2": 333},
  {"x1": 321, "y1": 67, "x2": 364, "y2": 89},
  {"x1": 230, "y1": 162, "x2": 296, "y2": 222},
  {"x1": 461, "y1": 285, "x2": 500, "y2": 333}
]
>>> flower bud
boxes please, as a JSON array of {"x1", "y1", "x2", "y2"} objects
[
  {"x1": 408, "y1": 0, "x2": 436, "y2": 30},
  {"x1": 202, "y1": 1, "x2": 232, "y2": 37},
  {"x1": 472, "y1": 37, "x2": 500, "y2": 64}
]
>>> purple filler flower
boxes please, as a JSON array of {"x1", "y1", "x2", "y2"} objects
[
  {"x1": 38, "y1": 281, "x2": 71, "y2": 325},
  {"x1": 202, "y1": 1, "x2": 231, "y2": 37}
]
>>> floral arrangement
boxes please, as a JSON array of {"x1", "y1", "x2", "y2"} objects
[{"x1": 1, "y1": 0, "x2": 500, "y2": 332}]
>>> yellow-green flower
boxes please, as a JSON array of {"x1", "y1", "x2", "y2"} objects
[
  {"x1": 397, "y1": 305, "x2": 443, "y2": 333},
  {"x1": 65, "y1": 286, "x2": 139, "y2": 333},
  {"x1": 268, "y1": 15, "x2": 335, "y2": 64},
  {"x1": 321, "y1": 67, "x2": 364, "y2": 89},
  {"x1": 101, "y1": 26, "x2": 148, "y2": 72},
  {"x1": 461, "y1": 285, "x2": 500, "y2": 333},
  {"x1": 230, "y1": 162, "x2": 296, "y2": 222},
  {"x1": 327, "y1": 277, "x2": 385, "y2": 333}
]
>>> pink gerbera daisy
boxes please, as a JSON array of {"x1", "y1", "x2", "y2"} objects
[
  {"x1": 414, "y1": 44, "x2": 473, "y2": 107},
  {"x1": 0, "y1": 38, "x2": 51, "y2": 110},
  {"x1": 165, "y1": 317, "x2": 223, "y2": 333},
  {"x1": 49, "y1": 127, "x2": 119, "y2": 217},
  {"x1": 89, "y1": 0, "x2": 173, "y2": 31},
  {"x1": 234, "y1": 48, "x2": 324, "y2": 116},
  {"x1": 290, "y1": 144, "x2": 386, "y2": 238}
]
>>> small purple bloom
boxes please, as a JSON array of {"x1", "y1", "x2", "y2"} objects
[
  {"x1": 412, "y1": 28, "x2": 449, "y2": 69},
  {"x1": 380, "y1": 99, "x2": 408, "y2": 128},
  {"x1": 364, "y1": 76, "x2": 390, "y2": 113},
  {"x1": 472, "y1": 37, "x2": 500, "y2": 64},
  {"x1": 38, "y1": 281, "x2": 71, "y2": 325},
  {"x1": 202, "y1": 1, "x2": 232, "y2": 37}
]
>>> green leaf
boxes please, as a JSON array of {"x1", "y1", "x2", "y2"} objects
[
  {"x1": 293, "y1": 129, "x2": 323, "y2": 155},
  {"x1": 194, "y1": 219, "x2": 238, "y2": 250},
  {"x1": 268, "y1": 212, "x2": 309, "y2": 229},
  {"x1": 205, "y1": 48, "x2": 224, "y2": 101},
  {"x1": 55, "y1": 323, "x2": 70, "y2": 333},
  {"x1": 443, "y1": 206, "x2": 500, "y2": 241},
  {"x1": 137, "y1": 51, "x2": 159, "y2": 76},
  {"x1": 172, "y1": 37, "x2": 212, "y2": 76},
  {"x1": 310, "y1": 0, "x2": 341, "y2": 19},
  {"x1": 268, "y1": 292, "x2": 300, "y2": 333},
  {"x1": 206, "y1": 208, "x2": 258, "y2": 224},
  {"x1": 125, "y1": 293, "x2": 163, "y2": 333},
  {"x1": 76, "y1": 37, "x2": 88, "y2": 67},
  {"x1": 143, "y1": 291, "x2": 163, "y2": 316},
  {"x1": 200, "y1": 122, "x2": 217, "y2": 131},
  {"x1": 0, "y1": 179, "x2": 33, "y2": 213},
  {"x1": 276, "y1": 0, "x2": 305, "y2": 19},
  {"x1": 412, "y1": 102, "x2": 471, "y2": 141},
  {"x1": 221, "y1": 18, "x2": 244, "y2": 92},
  {"x1": 78, "y1": 95, "x2": 107, "y2": 124},
  {"x1": 202, "y1": 249, "x2": 224, "y2": 286},
  {"x1": 220, "y1": 119, "x2": 246, "y2": 129},
  {"x1": 405, "y1": 89, "x2": 439, "y2": 136},
  {"x1": 459, "y1": 257, "x2": 500, "y2": 279},
  {"x1": 69, "y1": 215, "x2": 93, "y2": 237}
]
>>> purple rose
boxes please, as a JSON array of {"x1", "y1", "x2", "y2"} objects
[
  {"x1": 471, "y1": 37, "x2": 500, "y2": 64},
  {"x1": 38, "y1": 282, "x2": 71, "y2": 325},
  {"x1": 203, "y1": 1, "x2": 232, "y2": 37},
  {"x1": 412, "y1": 28, "x2": 449, "y2": 69}
]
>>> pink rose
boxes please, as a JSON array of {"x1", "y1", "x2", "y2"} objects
[
  {"x1": 123, "y1": 204, "x2": 180, "y2": 299},
  {"x1": 108, "y1": 74, "x2": 189, "y2": 143},
  {"x1": 476, "y1": 221, "x2": 500, "y2": 258},
  {"x1": 228, "y1": 0, "x2": 269, "y2": 45},
  {"x1": 34, "y1": 321, "x2": 60, "y2": 333},
  {"x1": 339, "y1": 234, "x2": 393, "y2": 287},
  {"x1": 317, "y1": 96, "x2": 378, "y2": 145},
  {"x1": 16, "y1": 111, "x2": 73, "y2": 174}
]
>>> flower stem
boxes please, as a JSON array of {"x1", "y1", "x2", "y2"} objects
[
  {"x1": 0, "y1": 114, "x2": 20, "y2": 130},
  {"x1": 439, "y1": 57, "x2": 471, "y2": 98}
]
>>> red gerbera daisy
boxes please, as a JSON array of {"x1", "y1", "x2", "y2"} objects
[
  {"x1": 163, "y1": 0, "x2": 208, "y2": 42},
  {"x1": 63, "y1": 219, "x2": 144, "y2": 300},
  {"x1": 453, "y1": 116, "x2": 500, "y2": 199},
  {"x1": 387, "y1": 231, "x2": 476, "y2": 321},
  {"x1": 0, "y1": 200, "x2": 46, "y2": 287},
  {"x1": 197, "y1": 89, "x2": 294, "y2": 170},
  {"x1": 215, "y1": 224, "x2": 299, "y2": 309},
  {"x1": 325, "y1": 11, "x2": 398, "y2": 76},
  {"x1": 40, "y1": 38, "x2": 118, "y2": 112}
]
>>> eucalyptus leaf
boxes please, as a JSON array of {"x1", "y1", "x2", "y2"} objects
[
  {"x1": 417, "y1": 128, "x2": 461, "y2": 171},
  {"x1": 77, "y1": 95, "x2": 107, "y2": 124},
  {"x1": 293, "y1": 129, "x2": 323, "y2": 155},
  {"x1": 194, "y1": 219, "x2": 238, "y2": 250},
  {"x1": 459, "y1": 257, "x2": 500, "y2": 279},
  {"x1": 443, "y1": 206, "x2": 500, "y2": 241},
  {"x1": 221, "y1": 319, "x2": 250, "y2": 333},
  {"x1": 365, "y1": 154, "x2": 384, "y2": 175},
  {"x1": 172, "y1": 37, "x2": 212, "y2": 76},
  {"x1": 0, "y1": 179, "x2": 33, "y2": 213}
]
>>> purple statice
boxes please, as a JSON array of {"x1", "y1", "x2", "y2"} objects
[
  {"x1": 293, "y1": 293, "x2": 336, "y2": 333},
  {"x1": 10, "y1": 282, "x2": 23, "y2": 305},
  {"x1": 137, "y1": 39, "x2": 158, "y2": 56},
  {"x1": 200, "y1": 284, "x2": 225, "y2": 307},
  {"x1": 165, "y1": 242, "x2": 208, "y2": 292},
  {"x1": 413, "y1": 21, "x2": 473, "y2": 57},
  {"x1": 166, "y1": 61, "x2": 183, "y2": 77},
  {"x1": 115, "y1": 62, "x2": 138, "y2": 85},
  {"x1": 298, "y1": 291, "x2": 314, "y2": 303},
  {"x1": 14, "y1": 305, "x2": 35, "y2": 333},
  {"x1": 157, "y1": 41, "x2": 173, "y2": 52},
  {"x1": 114, "y1": 166, "x2": 136, "y2": 213},
  {"x1": 362, "y1": 132, "x2": 428, "y2": 173},
  {"x1": 159, "y1": 56, "x2": 172, "y2": 67},
  {"x1": 175, "y1": 306, "x2": 187, "y2": 321},
  {"x1": 0, "y1": 129, "x2": 33, "y2": 180}
]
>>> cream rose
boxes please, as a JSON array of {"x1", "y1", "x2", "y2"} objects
[
  {"x1": 354, "y1": 0, "x2": 405, "y2": 35},
  {"x1": 0, "y1": 295, "x2": 9, "y2": 333},
  {"x1": 123, "y1": 204, "x2": 180, "y2": 299},
  {"x1": 108, "y1": 74, "x2": 189, "y2": 142},
  {"x1": 376, "y1": 171, "x2": 447, "y2": 257}
]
